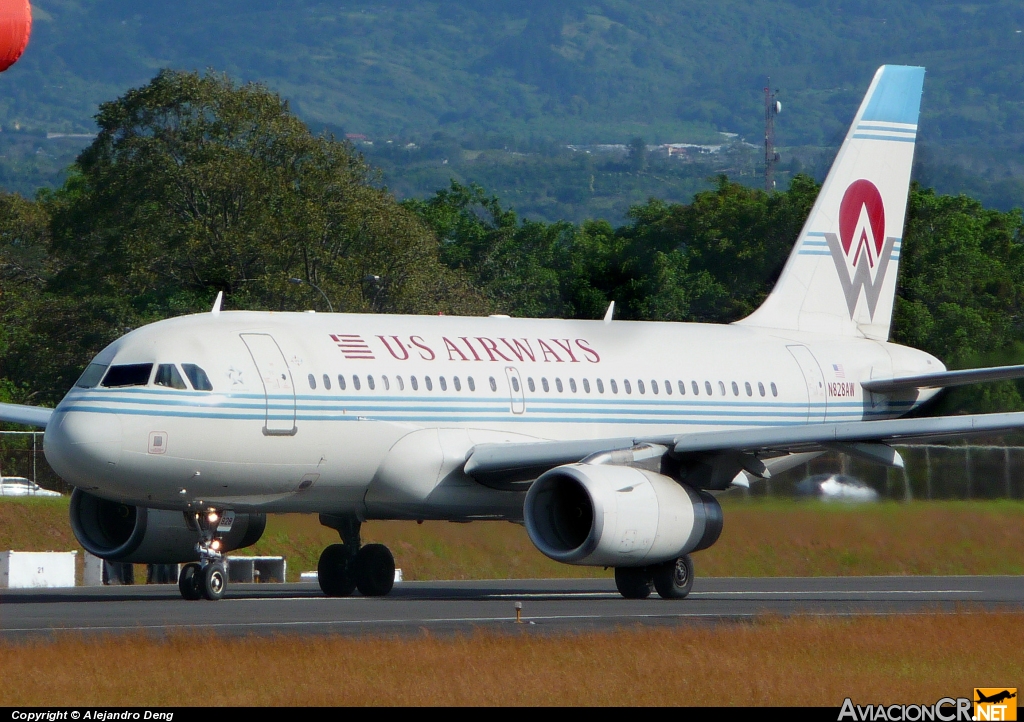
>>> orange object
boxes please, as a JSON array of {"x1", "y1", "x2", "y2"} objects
[{"x1": 0, "y1": 0, "x2": 30, "y2": 73}]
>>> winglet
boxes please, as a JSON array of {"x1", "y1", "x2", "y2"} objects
[
  {"x1": 211, "y1": 291, "x2": 223, "y2": 317},
  {"x1": 603, "y1": 301, "x2": 615, "y2": 324}
]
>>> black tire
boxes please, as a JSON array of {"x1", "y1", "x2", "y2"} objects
[
  {"x1": 653, "y1": 555, "x2": 695, "y2": 600},
  {"x1": 614, "y1": 566, "x2": 653, "y2": 599},
  {"x1": 318, "y1": 543, "x2": 357, "y2": 597},
  {"x1": 178, "y1": 562, "x2": 202, "y2": 601},
  {"x1": 354, "y1": 543, "x2": 396, "y2": 597},
  {"x1": 201, "y1": 562, "x2": 227, "y2": 601}
]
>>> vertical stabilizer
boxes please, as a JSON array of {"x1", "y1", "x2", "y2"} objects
[{"x1": 738, "y1": 65, "x2": 925, "y2": 340}]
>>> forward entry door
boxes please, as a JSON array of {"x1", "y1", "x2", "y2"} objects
[
  {"x1": 241, "y1": 333, "x2": 297, "y2": 435},
  {"x1": 787, "y1": 345, "x2": 827, "y2": 423},
  {"x1": 505, "y1": 366, "x2": 525, "y2": 414}
]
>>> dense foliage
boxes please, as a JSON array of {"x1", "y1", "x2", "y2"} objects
[{"x1": 1, "y1": 70, "x2": 1023, "y2": 415}]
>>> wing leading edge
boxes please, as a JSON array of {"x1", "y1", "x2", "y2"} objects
[
  {"x1": 464, "y1": 411, "x2": 1024, "y2": 484},
  {"x1": 0, "y1": 402, "x2": 52, "y2": 429}
]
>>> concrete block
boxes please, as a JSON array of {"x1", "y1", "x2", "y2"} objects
[{"x1": 1, "y1": 551, "x2": 76, "y2": 588}]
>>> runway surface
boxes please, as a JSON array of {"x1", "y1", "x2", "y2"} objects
[{"x1": 2, "y1": 576, "x2": 1022, "y2": 639}]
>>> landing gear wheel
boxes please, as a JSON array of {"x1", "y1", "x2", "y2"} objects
[
  {"x1": 318, "y1": 543, "x2": 356, "y2": 597},
  {"x1": 201, "y1": 562, "x2": 227, "y2": 601},
  {"x1": 614, "y1": 566, "x2": 653, "y2": 599},
  {"x1": 653, "y1": 555, "x2": 694, "y2": 600},
  {"x1": 354, "y1": 543, "x2": 395, "y2": 597},
  {"x1": 178, "y1": 562, "x2": 202, "y2": 600}
]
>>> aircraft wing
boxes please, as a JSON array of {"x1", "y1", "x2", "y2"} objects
[
  {"x1": 0, "y1": 402, "x2": 52, "y2": 429},
  {"x1": 464, "y1": 411, "x2": 1024, "y2": 485},
  {"x1": 862, "y1": 364, "x2": 1024, "y2": 393}
]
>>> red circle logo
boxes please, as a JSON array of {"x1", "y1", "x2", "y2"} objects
[{"x1": 839, "y1": 179, "x2": 885, "y2": 264}]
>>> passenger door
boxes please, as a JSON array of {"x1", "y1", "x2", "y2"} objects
[
  {"x1": 241, "y1": 333, "x2": 297, "y2": 435},
  {"x1": 787, "y1": 345, "x2": 827, "y2": 423}
]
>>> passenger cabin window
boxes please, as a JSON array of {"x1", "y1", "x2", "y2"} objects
[
  {"x1": 732, "y1": 381, "x2": 740, "y2": 396},
  {"x1": 624, "y1": 380, "x2": 632, "y2": 394},
  {"x1": 425, "y1": 376, "x2": 433, "y2": 391},
  {"x1": 583, "y1": 379, "x2": 591, "y2": 393},
  {"x1": 527, "y1": 378, "x2": 535, "y2": 392},
  {"x1": 324, "y1": 374, "x2": 332, "y2": 390},
  {"x1": 308, "y1": 374, "x2": 317, "y2": 390},
  {"x1": 368, "y1": 375, "x2": 375, "y2": 390},
  {"x1": 338, "y1": 374, "x2": 347, "y2": 390},
  {"x1": 597, "y1": 379, "x2": 604, "y2": 393},
  {"x1": 542, "y1": 378, "x2": 550, "y2": 392},
  {"x1": 664, "y1": 380, "x2": 672, "y2": 395},
  {"x1": 511, "y1": 377, "x2": 519, "y2": 392},
  {"x1": 758, "y1": 382, "x2": 765, "y2": 397},
  {"x1": 637, "y1": 380, "x2": 645, "y2": 394},
  {"x1": 353, "y1": 375, "x2": 361, "y2": 391},
  {"x1": 397, "y1": 376, "x2": 404, "y2": 391},
  {"x1": 102, "y1": 363, "x2": 153, "y2": 388},
  {"x1": 454, "y1": 377, "x2": 462, "y2": 392},
  {"x1": 411, "y1": 376, "x2": 418, "y2": 391},
  {"x1": 718, "y1": 381, "x2": 726, "y2": 396},
  {"x1": 182, "y1": 364, "x2": 213, "y2": 391},
  {"x1": 468, "y1": 377, "x2": 475, "y2": 392},
  {"x1": 692, "y1": 381, "x2": 700, "y2": 395},
  {"x1": 678, "y1": 380, "x2": 685, "y2": 395},
  {"x1": 556, "y1": 378, "x2": 563, "y2": 392},
  {"x1": 382, "y1": 376, "x2": 389, "y2": 390},
  {"x1": 611, "y1": 380, "x2": 618, "y2": 394},
  {"x1": 771, "y1": 382, "x2": 778, "y2": 397},
  {"x1": 440, "y1": 377, "x2": 447, "y2": 391},
  {"x1": 569, "y1": 378, "x2": 577, "y2": 393},
  {"x1": 745, "y1": 382, "x2": 752, "y2": 397},
  {"x1": 76, "y1": 363, "x2": 109, "y2": 389},
  {"x1": 154, "y1": 364, "x2": 187, "y2": 390},
  {"x1": 489, "y1": 377, "x2": 497, "y2": 392},
  {"x1": 651, "y1": 380, "x2": 659, "y2": 395},
  {"x1": 704, "y1": 381, "x2": 712, "y2": 395}
]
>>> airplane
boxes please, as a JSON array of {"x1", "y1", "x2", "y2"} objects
[{"x1": 5, "y1": 64, "x2": 1024, "y2": 602}]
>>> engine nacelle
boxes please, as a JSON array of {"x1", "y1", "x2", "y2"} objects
[
  {"x1": 524, "y1": 464, "x2": 722, "y2": 567},
  {"x1": 69, "y1": 489, "x2": 266, "y2": 564}
]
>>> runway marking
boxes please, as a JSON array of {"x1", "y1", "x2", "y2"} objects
[
  {"x1": 219, "y1": 589, "x2": 984, "y2": 604},
  {"x1": 0, "y1": 608, "x2": 988, "y2": 635}
]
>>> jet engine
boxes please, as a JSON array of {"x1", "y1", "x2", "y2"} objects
[
  {"x1": 69, "y1": 488, "x2": 266, "y2": 564},
  {"x1": 524, "y1": 464, "x2": 722, "y2": 567}
]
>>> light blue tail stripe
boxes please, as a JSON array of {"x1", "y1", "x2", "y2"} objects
[{"x1": 861, "y1": 65, "x2": 926, "y2": 126}]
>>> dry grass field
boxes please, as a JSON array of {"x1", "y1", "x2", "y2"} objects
[
  {"x1": 4, "y1": 497, "x2": 1024, "y2": 580},
  {"x1": 0, "y1": 612, "x2": 1019, "y2": 706}
]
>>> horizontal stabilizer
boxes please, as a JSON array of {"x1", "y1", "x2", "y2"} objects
[
  {"x1": 862, "y1": 364, "x2": 1024, "y2": 393},
  {"x1": 0, "y1": 402, "x2": 52, "y2": 429}
]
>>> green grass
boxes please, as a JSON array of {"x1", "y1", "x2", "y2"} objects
[{"x1": 5, "y1": 496, "x2": 1024, "y2": 581}]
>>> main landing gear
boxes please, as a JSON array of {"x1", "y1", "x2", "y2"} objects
[
  {"x1": 178, "y1": 507, "x2": 231, "y2": 601},
  {"x1": 316, "y1": 514, "x2": 396, "y2": 598},
  {"x1": 614, "y1": 554, "x2": 695, "y2": 600}
]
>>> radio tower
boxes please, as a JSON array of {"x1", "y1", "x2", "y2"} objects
[{"x1": 764, "y1": 79, "x2": 781, "y2": 191}]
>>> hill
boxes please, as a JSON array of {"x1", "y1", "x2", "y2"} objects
[{"x1": 0, "y1": 1, "x2": 1021, "y2": 214}]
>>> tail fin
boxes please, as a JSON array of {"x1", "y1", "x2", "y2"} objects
[{"x1": 738, "y1": 65, "x2": 925, "y2": 340}]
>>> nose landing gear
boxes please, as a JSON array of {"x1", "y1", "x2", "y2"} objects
[
  {"x1": 178, "y1": 507, "x2": 232, "y2": 601},
  {"x1": 317, "y1": 514, "x2": 396, "y2": 597}
]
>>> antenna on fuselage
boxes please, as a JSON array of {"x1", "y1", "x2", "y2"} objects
[
  {"x1": 603, "y1": 301, "x2": 615, "y2": 324},
  {"x1": 211, "y1": 291, "x2": 223, "y2": 317}
]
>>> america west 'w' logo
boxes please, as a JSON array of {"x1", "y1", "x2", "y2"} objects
[{"x1": 824, "y1": 179, "x2": 899, "y2": 319}]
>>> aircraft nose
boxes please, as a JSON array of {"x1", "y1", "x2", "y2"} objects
[{"x1": 44, "y1": 410, "x2": 123, "y2": 486}]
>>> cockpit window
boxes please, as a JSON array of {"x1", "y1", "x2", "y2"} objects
[
  {"x1": 101, "y1": 363, "x2": 154, "y2": 388},
  {"x1": 154, "y1": 364, "x2": 187, "y2": 390},
  {"x1": 75, "y1": 363, "x2": 108, "y2": 389},
  {"x1": 182, "y1": 364, "x2": 213, "y2": 391}
]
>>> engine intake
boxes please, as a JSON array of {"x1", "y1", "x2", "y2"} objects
[
  {"x1": 524, "y1": 464, "x2": 722, "y2": 567},
  {"x1": 69, "y1": 489, "x2": 266, "y2": 564}
]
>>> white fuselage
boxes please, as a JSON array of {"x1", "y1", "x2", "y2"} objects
[{"x1": 43, "y1": 311, "x2": 942, "y2": 519}]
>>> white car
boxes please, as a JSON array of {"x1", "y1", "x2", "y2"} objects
[{"x1": 0, "y1": 476, "x2": 62, "y2": 497}]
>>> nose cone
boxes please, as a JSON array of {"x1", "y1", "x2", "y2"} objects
[{"x1": 44, "y1": 410, "x2": 123, "y2": 488}]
